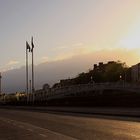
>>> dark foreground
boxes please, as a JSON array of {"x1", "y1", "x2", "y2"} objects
[{"x1": 0, "y1": 108, "x2": 140, "y2": 140}]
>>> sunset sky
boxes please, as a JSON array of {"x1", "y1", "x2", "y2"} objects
[{"x1": 1, "y1": 0, "x2": 140, "y2": 72}]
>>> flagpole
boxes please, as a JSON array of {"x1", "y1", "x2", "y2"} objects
[
  {"x1": 29, "y1": 79, "x2": 32, "y2": 94},
  {"x1": 31, "y1": 37, "x2": 35, "y2": 104},
  {"x1": 26, "y1": 42, "x2": 29, "y2": 103},
  {"x1": 32, "y1": 49, "x2": 34, "y2": 103},
  {"x1": 0, "y1": 72, "x2": 2, "y2": 94}
]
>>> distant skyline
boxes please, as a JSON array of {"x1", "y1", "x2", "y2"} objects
[{"x1": 1, "y1": 0, "x2": 140, "y2": 72}]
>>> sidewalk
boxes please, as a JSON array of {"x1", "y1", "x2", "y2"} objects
[{"x1": 1, "y1": 106, "x2": 140, "y2": 117}]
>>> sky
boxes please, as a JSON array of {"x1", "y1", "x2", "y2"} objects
[{"x1": 1, "y1": 0, "x2": 140, "y2": 72}]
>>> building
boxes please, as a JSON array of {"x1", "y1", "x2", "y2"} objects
[
  {"x1": 131, "y1": 63, "x2": 140, "y2": 83},
  {"x1": 93, "y1": 61, "x2": 115, "y2": 72}
]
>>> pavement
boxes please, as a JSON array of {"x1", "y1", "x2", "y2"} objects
[
  {"x1": 0, "y1": 108, "x2": 140, "y2": 139},
  {"x1": 2, "y1": 106, "x2": 140, "y2": 117}
]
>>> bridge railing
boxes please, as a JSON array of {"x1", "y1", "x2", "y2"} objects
[{"x1": 47, "y1": 83, "x2": 140, "y2": 99}]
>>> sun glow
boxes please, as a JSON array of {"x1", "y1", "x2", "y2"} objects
[{"x1": 119, "y1": 18, "x2": 140, "y2": 49}]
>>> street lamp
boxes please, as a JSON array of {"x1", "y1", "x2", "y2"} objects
[
  {"x1": 90, "y1": 76, "x2": 94, "y2": 84},
  {"x1": 119, "y1": 74, "x2": 122, "y2": 80}
]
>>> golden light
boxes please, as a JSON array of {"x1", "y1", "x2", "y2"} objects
[{"x1": 119, "y1": 18, "x2": 140, "y2": 49}]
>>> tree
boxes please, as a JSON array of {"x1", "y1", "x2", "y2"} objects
[{"x1": 104, "y1": 61, "x2": 128, "y2": 82}]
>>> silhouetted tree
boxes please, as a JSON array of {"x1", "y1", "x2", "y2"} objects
[
  {"x1": 104, "y1": 61, "x2": 128, "y2": 82},
  {"x1": 52, "y1": 61, "x2": 129, "y2": 87}
]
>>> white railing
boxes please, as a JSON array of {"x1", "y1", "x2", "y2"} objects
[{"x1": 47, "y1": 83, "x2": 140, "y2": 100}]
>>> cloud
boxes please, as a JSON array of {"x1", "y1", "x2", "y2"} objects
[
  {"x1": 0, "y1": 60, "x2": 20, "y2": 72},
  {"x1": 3, "y1": 47, "x2": 140, "y2": 92},
  {"x1": 53, "y1": 47, "x2": 140, "y2": 66},
  {"x1": 40, "y1": 56, "x2": 49, "y2": 63},
  {"x1": 52, "y1": 42, "x2": 84, "y2": 51},
  {"x1": 72, "y1": 43, "x2": 84, "y2": 47},
  {"x1": 7, "y1": 60, "x2": 19, "y2": 66}
]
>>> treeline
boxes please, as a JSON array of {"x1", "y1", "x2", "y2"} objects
[{"x1": 53, "y1": 61, "x2": 131, "y2": 88}]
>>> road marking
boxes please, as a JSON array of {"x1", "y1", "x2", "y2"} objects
[
  {"x1": 39, "y1": 134, "x2": 47, "y2": 137},
  {"x1": 0, "y1": 117, "x2": 77, "y2": 140}
]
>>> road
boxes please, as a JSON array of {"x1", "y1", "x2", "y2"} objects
[{"x1": 0, "y1": 108, "x2": 140, "y2": 140}]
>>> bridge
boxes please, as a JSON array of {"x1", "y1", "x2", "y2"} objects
[
  {"x1": 2, "y1": 83, "x2": 140, "y2": 106},
  {"x1": 47, "y1": 83, "x2": 140, "y2": 100}
]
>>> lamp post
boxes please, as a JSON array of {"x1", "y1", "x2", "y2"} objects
[
  {"x1": 90, "y1": 76, "x2": 93, "y2": 83},
  {"x1": 119, "y1": 74, "x2": 123, "y2": 87},
  {"x1": 119, "y1": 74, "x2": 122, "y2": 80},
  {"x1": 124, "y1": 70, "x2": 126, "y2": 87}
]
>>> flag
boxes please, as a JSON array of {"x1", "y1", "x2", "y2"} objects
[
  {"x1": 26, "y1": 41, "x2": 31, "y2": 52},
  {"x1": 31, "y1": 36, "x2": 34, "y2": 52}
]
